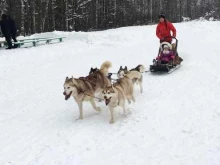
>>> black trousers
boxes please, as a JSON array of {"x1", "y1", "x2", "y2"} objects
[
  {"x1": 12, "y1": 34, "x2": 17, "y2": 42},
  {"x1": 5, "y1": 36, "x2": 12, "y2": 48}
]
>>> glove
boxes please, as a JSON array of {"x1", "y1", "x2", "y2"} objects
[{"x1": 160, "y1": 37, "x2": 165, "y2": 42}]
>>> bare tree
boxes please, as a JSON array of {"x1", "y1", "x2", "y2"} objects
[
  {"x1": 20, "y1": 0, "x2": 25, "y2": 35},
  {"x1": 0, "y1": 0, "x2": 7, "y2": 15}
]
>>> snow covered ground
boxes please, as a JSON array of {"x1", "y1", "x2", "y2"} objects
[{"x1": 0, "y1": 21, "x2": 220, "y2": 165}]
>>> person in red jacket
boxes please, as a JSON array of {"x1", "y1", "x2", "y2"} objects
[{"x1": 156, "y1": 13, "x2": 176, "y2": 43}]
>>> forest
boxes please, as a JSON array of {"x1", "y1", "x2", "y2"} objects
[{"x1": 0, "y1": 0, "x2": 219, "y2": 35}]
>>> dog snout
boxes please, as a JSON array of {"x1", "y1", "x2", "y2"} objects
[
  {"x1": 104, "y1": 96, "x2": 107, "y2": 99},
  {"x1": 63, "y1": 91, "x2": 66, "y2": 95}
]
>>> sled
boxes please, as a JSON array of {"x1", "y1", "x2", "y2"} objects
[{"x1": 149, "y1": 36, "x2": 182, "y2": 74}]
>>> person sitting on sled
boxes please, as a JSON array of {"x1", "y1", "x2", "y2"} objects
[{"x1": 156, "y1": 43, "x2": 175, "y2": 64}]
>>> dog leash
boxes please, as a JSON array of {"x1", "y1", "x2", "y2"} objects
[
  {"x1": 81, "y1": 91, "x2": 105, "y2": 101},
  {"x1": 110, "y1": 71, "x2": 149, "y2": 74},
  {"x1": 109, "y1": 72, "x2": 117, "y2": 75}
]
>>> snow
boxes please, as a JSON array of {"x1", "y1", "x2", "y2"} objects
[{"x1": 0, "y1": 21, "x2": 220, "y2": 165}]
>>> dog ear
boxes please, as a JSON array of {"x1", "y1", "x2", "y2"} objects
[
  {"x1": 125, "y1": 66, "x2": 128, "y2": 70},
  {"x1": 71, "y1": 76, "x2": 76, "y2": 82},
  {"x1": 120, "y1": 66, "x2": 122, "y2": 70},
  {"x1": 72, "y1": 77, "x2": 77, "y2": 84},
  {"x1": 111, "y1": 84, "x2": 115, "y2": 93},
  {"x1": 89, "y1": 68, "x2": 93, "y2": 74},
  {"x1": 66, "y1": 77, "x2": 68, "y2": 80}
]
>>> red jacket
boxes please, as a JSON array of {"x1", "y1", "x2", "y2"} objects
[{"x1": 156, "y1": 21, "x2": 176, "y2": 43}]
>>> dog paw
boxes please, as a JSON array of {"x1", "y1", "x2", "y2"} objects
[
  {"x1": 127, "y1": 99, "x2": 131, "y2": 104},
  {"x1": 76, "y1": 116, "x2": 83, "y2": 120},
  {"x1": 123, "y1": 113, "x2": 128, "y2": 117},
  {"x1": 96, "y1": 107, "x2": 101, "y2": 111},
  {"x1": 123, "y1": 109, "x2": 131, "y2": 117},
  {"x1": 109, "y1": 119, "x2": 114, "y2": 124},
  {"x1": 126, "y1": 109, "x2": 132, "y2": 114}
]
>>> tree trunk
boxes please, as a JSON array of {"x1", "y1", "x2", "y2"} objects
[
  {"x1": 51, "y1": 0, "x2": 56, "y2": 31},
  {"x1": 20, "y1": 0, "x2": 25, "y2": 36},
  {"x1": 32, "y1": 1, "x2": 36, "y2": 34},
  {"x1": 65, "y1": 0, "x2": 68, "y2": 31}
]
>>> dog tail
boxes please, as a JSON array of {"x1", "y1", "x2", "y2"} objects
[
  {"x1": 136, "y1": 64, "x2": 145, "y2": 73},
  {"x1": 100, "y1": 61, "x2": 112, "y2": 76}
]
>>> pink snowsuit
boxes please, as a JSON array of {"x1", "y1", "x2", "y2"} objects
[{"x1": 157, "y1": 50, "x2": 175, "y2": 63}]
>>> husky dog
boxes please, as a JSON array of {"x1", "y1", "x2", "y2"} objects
[
  {"x1": 89, "y1": 66, "x2": 113, "y2": 102},
  {"x1": 63, "y1": 61, "x2": 112, "y2": 120},
  {"x1": 102, "y1": 71, "x2": 140, "y2": 123},
  {"x1": 89, "y1": 67, "x2": 113, "y2": 80},
  {"x1": 117, "y1": 65, "x2": 145, "y2": 93},
  {"x1": 102, "y1": 86, "x2": 127, "y2": 124}
]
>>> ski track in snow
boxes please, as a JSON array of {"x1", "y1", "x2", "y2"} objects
[{"x1": 0, "y1": 21, "x2": 220, "y2": 165}]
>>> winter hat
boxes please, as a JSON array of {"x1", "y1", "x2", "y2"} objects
[
  {"x1": 159, "y1": 13, "x2": 165, "y2": 19},
  {"x1": 160, "y1": 42, "x2": 172, "y2": 50},
  {"x1": 163, "y1": 45, "x2": 169, "y2": 49},
  {"x1": 1, "y1": 14, "x2": 7, "y2": 20}
]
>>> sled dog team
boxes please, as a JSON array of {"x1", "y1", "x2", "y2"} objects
[{"x1": 63, "y1": 61, "x2": 145, "y2": 124}]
